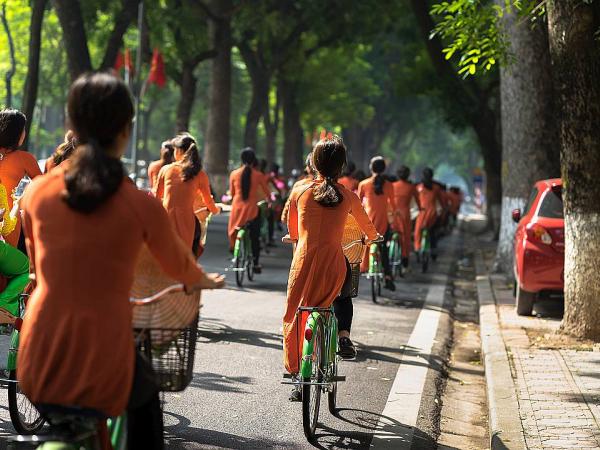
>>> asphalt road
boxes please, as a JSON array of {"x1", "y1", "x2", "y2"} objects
[{"x1": 0, "y1": 214, "x2": 458, "y2": 449}]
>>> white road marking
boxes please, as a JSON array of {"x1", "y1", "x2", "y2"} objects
[{"x1": 370, "y1": 275, "x2": 448, "y2": 449}]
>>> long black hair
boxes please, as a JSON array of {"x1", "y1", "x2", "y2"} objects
[
  {"x1": 422, "y1": 167, "x2": 434, "y2": 190},
  {"x1": 240, "y1": 147, "x2": 256, "y2": 200},
  {"x1": 0, "y1": 109, "x2": 26, "y2": 151},
  {"x1": 159, "y1": 140, "x2": 175, "y2": 167},
  {"x1": 172, "y1": 133, "x2": 201, "y2": 181},
  {"x1": 63, "y1": 73, "x2": 133, "y2": 214},
  {"x1": 370, "y1": 156, "x2": 386, "y2": 195},
  {"x1": 397, "y1": 165, "x2": 410, "y2": 181},
  {"x1": 312, "y1": 136, "x2": 346, "y2": 207}
]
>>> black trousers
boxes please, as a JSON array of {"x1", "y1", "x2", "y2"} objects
[
  {"x1": 379, "y1": 227, "x2": 392, "y2": 277},
  {"x1": 127, "y1": 352, "x2": 164, "y2": 449},
  {"x1": 248, "y1": 214, "x2": 262, "y2": 265},
  {"x1": 192, "y1": 217, "x2": 201, "y2": 257},
  {"x1": 333, "y1": 259, "x2": 354, "y2": 333}
]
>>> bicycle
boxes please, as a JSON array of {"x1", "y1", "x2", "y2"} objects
[
  {"x1": 10, "y1": 284, "x2": 199, "y2": 450},
  {"x1": 257, "y1": 200, "x2": 270, "y2": 255},
  {"x1": 231, "y1": 223, "x2": 254, "y2": 287},
  {"x1": 388, "y1": 231, "x2": 402, "y2": 280},
  {"x1": 281, "y1": 236, "x2": 374, "y2": 441},
  {"x1": 366, "y1": 241, "x2": 384, "y2": 304},
  {"x1": 0, "y1": 293, "x2": 46, "y2": 435},
  {"x1": 419, "y1": 228, "x2": 431, "y2": 273}
]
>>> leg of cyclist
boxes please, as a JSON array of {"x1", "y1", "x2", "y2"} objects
[
  {"x1": 0, "y1": 242, "x2": 29, "y2": 318},
  {"x1": 333, "y1": 259, "x2": 356, "y2": 359},
  {"x1": 192, "y1": 217, "x2": 202, "y2": 258},
  {"x1": 380, "y1": 227, "x2": 395, "y2": 291},
  {"x1": 248, "y1": 214, "x2": 262, "y2": 273},
  {"x1": 127, "y1": 352, "x2": 164, "y2": 450}
]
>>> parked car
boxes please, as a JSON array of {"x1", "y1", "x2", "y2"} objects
[{"x1": 512, "y1": 179, "x2": 564, "y2": 315}]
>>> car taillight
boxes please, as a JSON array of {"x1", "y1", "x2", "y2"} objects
[{"x1": 526, "y1": 224, "x2": 553, "y2": 245}]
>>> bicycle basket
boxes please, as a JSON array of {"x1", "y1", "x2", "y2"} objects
[
  {"x1": 342, "y1": 215, "x2": 364, "y2": 264},
  {"x1": 350, "y1": 263, "x2": 361, "y2": 298},
  {"x1": 135, "y1": 314, "x2": 198, "y2": 392}
]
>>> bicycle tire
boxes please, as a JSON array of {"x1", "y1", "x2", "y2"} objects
[
  {"x1": 235, "y1": 243, "x2": 246, "y2": 287},
  {"x1": 302, "y1": 318, "x2": 324, "y2": 441},
  {"x1": 328, "y1": 359, "x2": 338, "y2": 415},
  {"x1": 246, "y1": 236, "x2": 255, "y2": 282},
  {"x1": 8, "y1": 369, "x2": 45, "y2": 434},
  {"x1": 328, "y1": 316, "x2": 338, "y2": 415},
  {"x1": 371, "y1": 277, "x2": 377, "y2": 304},
  {"x1": 422, "y1": 252, "x2": 429, "y2": 273},
  {"x1": 378, "y1": 277, "x2": 382, "y2": 296}
]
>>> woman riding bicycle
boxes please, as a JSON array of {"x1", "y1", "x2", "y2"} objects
[
  {"x1": 17, "y1": 73, "x2": 224, "y2": 449},
  {"x1": 284, "y1": 136, "x2": 378, "y2": 400},
  {"x1": 0, "y1": 109, "x2": 43, "y2": 248},
  {"x1": 357, "y1": 156, "x2": 398, "y2": 291},
  {"x1": 414, "y1": 167, "x2": 442, "y2": 255},
  {"x1": 154, "y1": 133, "x2": 220, "y2": 255},
  {"x1": 147, "y1": 140, "x2": 174, "y2": 189},
  {"x1": 337, "y1": 160, "x2": 359, "y2": 192},
  {"x1": 392, "y1": 165, "x2": 420, "y2": 271},
  {"x1": 45, "y1": 130, "x2": 78, "y2": 173},
  {"x1": 227, "y1": 147, "x2": 270, "y2": 274}
]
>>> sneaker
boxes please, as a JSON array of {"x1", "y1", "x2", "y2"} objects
[
  {"x1": 289, "y1": 386, "x2": 302, "y2": 402},
  {"x1": 385, "y1": 278, "x2": 396, "y2": 291},
  {"x1": 253, "y1": 264, "x2": 263, "y2": 274},
  {"x1": 338, "y1": 337, "x2": 357, "y2": 360}
]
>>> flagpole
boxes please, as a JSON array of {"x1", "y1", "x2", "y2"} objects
[{"x1": 131, "y1": 0, "x2": 144, "y2": 183}]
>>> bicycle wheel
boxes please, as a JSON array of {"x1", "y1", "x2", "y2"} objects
[
  {"x1": 328, "y1": 317, "x2": 338, "y2": 415},
  {"x1": 378, "y1": 276, "x2": 382, "y2": 296},
  {"x1": 8, "y1": 370, "x2": 45, "y2": 434},
  {"x1": 302, "y1": 319, "x2": 324, "y2": 441},
  {"x1": 371, "y1": 276, "x2": 377, "y2": 304},
  {"x1": 235, "y1": 242, "x2": 246, "y2": 287},
  {"x1": 422, "y1": 251, "x2": 429, "y2": 273},
  {"x1": 328, "y1": 358, "x2": 338, "y2": 415},
  {"x1": 246, "y1": 238, "x2": 254, "y2": 282}
]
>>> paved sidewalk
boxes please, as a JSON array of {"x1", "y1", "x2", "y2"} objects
[{"x1": 478, "y1": 240, "x2": 600, "y2": 449}]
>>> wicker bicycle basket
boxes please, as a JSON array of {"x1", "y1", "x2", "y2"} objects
[
  {"x1": 342, "y1": 215, "x2": 365, "y2": 298},
  {"x1": 131, "y1": 245, "x2": 201, "y2": 392}
]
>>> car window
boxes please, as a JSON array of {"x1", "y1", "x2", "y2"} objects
[
  {"x1": 523, "y1": 188, "x2": 538, "y2": 216},
  {"x1": 538, "y1": 188, "x2": 564, "y2": 219}
]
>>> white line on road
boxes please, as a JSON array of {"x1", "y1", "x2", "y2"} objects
[{"x1": 370, "y1": 274, "x2": 448, "y2": 449}]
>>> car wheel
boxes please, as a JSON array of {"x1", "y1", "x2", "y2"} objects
[{"x1": 516, "y1": 282, "x2": 535, "y2": 316}]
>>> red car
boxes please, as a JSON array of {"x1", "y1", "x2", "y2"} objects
[{"x1": 512, "y1": 178, "x2": 564, "y2": 315}]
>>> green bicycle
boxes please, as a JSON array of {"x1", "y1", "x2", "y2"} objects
[
  {"x1": 9, "y1": 284, "x2": 198, "y2": 450},
  {"x1": 388, "y1": 231, "x2": 402, "y2": 280},
  {"x1": 419, "y1": 228, "x2": 431, "y2": 273},
  {"x1": 366, "y1": 241, "x2": 384, "y2": 304},
  {"x1": 231, "y1": 224, "x2": 254, "y2": 287},
  {"x1": 257, "y1": 201, "x2": 270, "y2": 255}
]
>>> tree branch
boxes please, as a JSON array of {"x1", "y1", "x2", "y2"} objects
[{"x1": 100, "y1": 0, "x2": 140, "y2": 70}]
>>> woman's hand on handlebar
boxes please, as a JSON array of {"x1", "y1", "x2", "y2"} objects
[
  {"x1": 282, "y1": 235, "x2": 297, "y2": 244},
  {"x1": 185, "y1": 273, "x2": 226, "y2": 293},
  {"x1": 364, "y1": 234, "x2": 384, "y2": 245}
]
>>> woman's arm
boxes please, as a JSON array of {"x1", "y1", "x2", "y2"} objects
[
  {"x1": 153, "y1": 166, "x2": 166, "y2": 200},
  {"x1": 22, "y1": 152, "x2": 42, "y2": 179},
  {"x1": 287, "y1": 190, "x2": 299, "y2": 241},
  {"x1": 348, "y1": 190, "x2": 378, "y2": 240},
  {"x1": 197, "y1": 172, "x2": 220, "y2": 214}
]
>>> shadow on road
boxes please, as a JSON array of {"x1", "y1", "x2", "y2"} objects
[
  {"x1": 197, "y1": 317, "x2": 282, "y2": 350},
  {"x1": 188, "y1": 372, "x2": 254, "y2": 393}
]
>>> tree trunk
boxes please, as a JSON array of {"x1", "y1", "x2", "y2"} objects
[
  {"x1": 547, "y1": 1, "x2": 600, "y2": 339},
  {"x1": 22, "y1": 0, "x2": 48, "y2": 148},
  {"x1": 99, "y1": 0, "x2": 139, "y2": 70},
  {"x1": 263, "y1": 82, "x2": 279, "y2": 165},
  {"x1": 203, "y1": 0, "x2": 232, "y2": 196},
  {"x1": 53, "y1": 0, "x2": 93, "y2": 80},
  {"x1": 494, "y1": 4, "x2": 561, "y2": 272},
  {"x1": 175, "y1": 65, "x2": 197, "y2": 133},
  {"x1": 280, "y1": 77, "x2": 303, "y2": 176},
  {"x1": 1, "y1": 2, "x2": 16, "y2": 107}
]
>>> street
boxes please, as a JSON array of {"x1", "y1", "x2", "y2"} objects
[{"x1": 0, "y1": 214, "x2": 459, "y2": 449}]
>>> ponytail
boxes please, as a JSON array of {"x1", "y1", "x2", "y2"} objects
[
  {"x1": 241, "y1": 165, "x2": 252, "y2": 200},
  {"x1": 62, "y1": 140, "x2": 125, "y2": 213},
  {"x1": 313, "y1": 177, "x2": 343, "y2": 207},
  {"x1": 374, "y1": 174, "x2": 385, "y2": 195},
  {"x1": 180, "y1": 142, "x2": 202, "y2": 181}
]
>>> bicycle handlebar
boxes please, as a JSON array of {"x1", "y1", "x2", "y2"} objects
[
  {"x1": 129, "y1": 283, "x2": 186, "y2": 306},
  {"x1": 283, "y1": 235, "x2": 384, "y2": 248}
]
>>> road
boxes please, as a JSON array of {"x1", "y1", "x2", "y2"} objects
[{"x1": 0, "y1": 214, "x2": 460, "y2": 449}]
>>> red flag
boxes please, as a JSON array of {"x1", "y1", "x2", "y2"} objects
[
  {"x1": 114, "y1": 51, "x2": 124, "y2": 72},
  {"x1": 124, "y1": 49, "x2": 134, "y2": 77},
  {"x1": 148, "y1": 49, "x2": 166, "y2": 88}
]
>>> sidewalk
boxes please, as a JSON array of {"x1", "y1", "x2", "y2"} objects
[{"x1": 476, "y1": 238, "x2": 600, "y2": 449}]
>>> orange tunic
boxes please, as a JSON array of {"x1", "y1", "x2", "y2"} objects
[
  {"x1": 0, "y1": 150, "x2": 43, "y2": 246},
  {"x1": 281, "y1": 177, "x2": 312, "y2": 224},
  {"x1": 155, "y1": 165, "x2": 219, "y2": 248},
  {"x1": 147, "y1": 160, "x2": 162, "y2": 189},
  {"x1": 358, "y1": 177, "x2": 397, "y2": 271},
  {"x1": 414, "y1": 183, "x2": 442, "y2": 251},
  {"x1": 284, "y1": 182, "x2": 377, "y2": 373},
  {"x1": 338, "y1": 175, "x2": 359, "y2": 192},
  {"x1": 227, "y1": 167, "x2": 270, "y2": 248},
  {"x1": 18, "y1": 168, "x2": 208, "y2": 417},
  {"x1": 392, "y1": 180, "x2": 420, "y2": 258}
]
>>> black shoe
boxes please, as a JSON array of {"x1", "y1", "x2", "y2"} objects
[
  {"x1": 385, "y1": 279, "x2": 396, "y2": 291},
  {"x1": 253, "y1": 264, "x2": 262, "y2": 274},
  {"x1": 289, "y1": 386, "x2": 302, "y2": 402},
  {"x1": 338, "y1": 337, "x2": 357, "y2": 360}
]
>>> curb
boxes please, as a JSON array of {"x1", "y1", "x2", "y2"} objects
[{"x1": 475, "y1": 251, "x2": 527, "y2": 450}]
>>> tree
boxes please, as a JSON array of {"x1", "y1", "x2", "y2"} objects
[
  {"x1": 547, "y1": 0, "x2": 600, "y2": 338},
  {"x1": 494, "y1": 2, "x2": 560, "y2": 271},
  {"x1": 1, "y1": 1, "x2": 16, "y2": 107},
  {"x1": 22, "y1": 0, "x2": 48, "y2": 147}
]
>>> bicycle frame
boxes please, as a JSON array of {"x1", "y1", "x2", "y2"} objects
[
  {"x1": 367, "y1": 243, "x2": 384, "y2": 279},
  {"x1": 300, "y1": 308, "x2": 337, "y2": 381},
  {"x1": 232, "y1": 227, "x2": 252, "y2": 267},
  {"x1": 421, "y1": 229, "x2": 430, "y2": 253}
]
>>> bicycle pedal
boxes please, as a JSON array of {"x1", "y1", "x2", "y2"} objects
[
  {"x1": 282, "y1": 373, "x2": 293, "y2": 379},
  {"x1": 332, "y1": 375, "x2": 346, "y2": 382}
]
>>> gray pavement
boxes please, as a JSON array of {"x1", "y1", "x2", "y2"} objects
[{"x1": 0, "y1": 214, "x2": 459, "y2": 449}]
